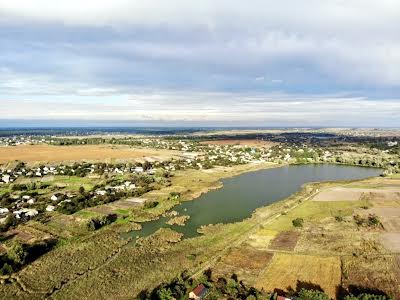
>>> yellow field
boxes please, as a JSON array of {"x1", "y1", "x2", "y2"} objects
[
  {"x1": 0, "y1": 144, "x2": 180, "y2": 164},
  {"x1": 255, "y1": 253, "x2": 341, "y2": 298}
]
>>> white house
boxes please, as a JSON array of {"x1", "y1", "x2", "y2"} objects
[
  {"x1": 46, "y1": 205, "x2": 55, "y2": 212},
  {"x1": 0, "y1": 208, "x2": 9, "y2": 214},
  {"x1": 1, "y1": 175, "x2": 10, "y2": 183},
  {"x1": 51, "y1": 195, "x2": 58, "y2": 201},
  {"x1": 134, "y1": 167, "x2": 144, "y2": 173}
]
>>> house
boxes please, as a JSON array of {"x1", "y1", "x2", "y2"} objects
[
  {"x1": 0, "y1": 208, "x2": 9, "y2": 214},
  {"x1": 134, "y1": 166, "x2": 144, "y2": 173},
  {"x1": 51, "y1": 195, "x2": 58, "y2": 201},
  {"x1": 46, "y1": 205, "x2": 55, "y2": 212},
  {"x1": 2, "y1": 175, "x2": 10, "y2": 183},
  {"x1": 277, "y1": 296, "x2": 292, "y2": 300},
  {"x1": 189, "y1": 284, "x2": 208, "y2": 300}
]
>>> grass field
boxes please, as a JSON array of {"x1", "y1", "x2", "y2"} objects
[
  {"x1": 255, "y1": 253, "x2": 341, "y2": 298},
  {"x1": 263, "y1": 200, "x2": 367, "y2": 232},
  {"x1": 0, "y1": 144, "x2": 180, "y2": 164}
]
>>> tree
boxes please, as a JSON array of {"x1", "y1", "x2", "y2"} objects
[
  {"x1": 292, "y1": 217, "x2": 304, "y2": 227},
  {"x1": 8, "y1": 242, "x2": 27, "y2": 265},
  {"x1": 297, "y1": 288, "x2": 329, "y2": 300},
  {"x1": 156, "y1": 287, "x2": 173, "y2": 300},
  {"x1": 79, "y1": 186, "x2": 85, "y2": 194}
]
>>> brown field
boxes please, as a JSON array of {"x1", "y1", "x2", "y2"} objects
[
  {"x1": 0, "y1": 144, "x2": 180, "y2": 164},
  {"x1": 312, "y1": 186, "x2": 400, "y2": 202},
  {"x1": 268, "y1": 231, "x2": 300, "y2": 251},
  {"x1": 255, "y1": 253, "x2": 341, "y2": 298},
  {"x1": 200, "y1": 139, "x2": 277, "y2": 148},
  {"x1": 221, "y1": 246, "x2": 273, "y2": 271},
  {"x1": 381, "y1": 233, "x2": 400, "y2": 252}
]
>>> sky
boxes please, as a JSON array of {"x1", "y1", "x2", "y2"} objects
[{"x1": 0, "y1": 0, "x2": 399, "y2": 127}]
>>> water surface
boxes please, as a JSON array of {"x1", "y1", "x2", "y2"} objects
[{"x1": 126, "y1": 164, "x2": 381, "y2": 240}]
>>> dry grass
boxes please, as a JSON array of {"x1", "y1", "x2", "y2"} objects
[
  {"x1": 221, "y1": 246, "x2": 273, "y2": 271},
  {"x1": 342, "y1": 254, "x2": 400, "y2": 299},
  {"x1": 0, "y1": 144, "x2": 180, "y2": 164},
  {"x1": 246, "y1": 228, "x2": 278, "y2": 249},
  {"x1": 255, "y1": 253, "x2": 341, "y2": 299}
]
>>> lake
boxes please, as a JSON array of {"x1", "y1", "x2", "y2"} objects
[{"x1": 125, "y1": 164, "x2": 382, "y2": 240}]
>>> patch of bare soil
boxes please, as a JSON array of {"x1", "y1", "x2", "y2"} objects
[
  {"x1": 361, "y1": 191, "x2": 400, "y2": 203},
  {"x1": 362, "y1": 208, "x2": 400, "y2": 232},
  {"x1": 268, "y1": 231, "x2": 300, "y2": 251},
  {"x1": 381, "y1": 233, "x2": 400, "y2": 252},
  {"x1": 312, "y1": 187, "x2": 362, "y2": 201},
  {"x1": 313, "y1": 187, "x2": 400, "y2": 202}
]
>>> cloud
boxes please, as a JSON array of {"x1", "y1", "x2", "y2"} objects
[
  {"x1": 1, "y1": 91, "x2": 399, "y2": 127},
  {"x1": 0, "y1": 1, "x2": 399, "y2": 126}
]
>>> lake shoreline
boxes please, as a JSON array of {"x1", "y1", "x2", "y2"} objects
[{"x1": 126, "y1": 164, "x2": 382, "y2": 241}]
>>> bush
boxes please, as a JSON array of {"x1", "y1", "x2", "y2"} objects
[
  {"x1": 7, "y1": 242, "x2": 27, "y2": 265},
  {"x1": 0, "y1": 262, "x2": 13, "y2": 275},
  {"x1": 144, "y1": 201, "x2": 159, "y2": 209},
  {"x1": 292, "y1": 217, "x2": 304, "y2": 227},
  {"x1": 86, "y1": 214, "x2": 117, "y2": 231},
  {"x1": 335, "y1": 215, "x2": 344, "y2": 222},
  {"x1": 297, "y1": 288, "x2": 330, "y2": 300}
]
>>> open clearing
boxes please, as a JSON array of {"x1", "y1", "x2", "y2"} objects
[
  {"x1": 255, "y1": 253, "x2": 341, "y2": 299},
  {"x1": 200, "y1": 139, "x2": 277, "y2": 148},
  {"x1": 0, "y1": 144, "x2": 180, "y2": 164},
  {"x1": 381, "y1": 233, "x2": 400, "y2": 252},
  {"x1": 312, "y1": 186, "x2": 400, "y2": 202}
]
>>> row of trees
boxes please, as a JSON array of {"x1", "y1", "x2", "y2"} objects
[{"x1": 137, "y1": 269, "x2": 394, "y2": 300}]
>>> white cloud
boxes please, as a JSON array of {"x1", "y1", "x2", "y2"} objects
[
  {"x1": 0, "y1": 1, "x2": 399, "y2": 127},
  {"x1": 1, "y1": 1, "x2": 399, "y2": 87},
  {"x1": 1, "y1": 91, "x2": 399, "y2": 126}
]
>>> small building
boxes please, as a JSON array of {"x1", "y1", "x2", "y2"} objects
[
  {"x1": 189, "y1": 284, "x2": 208, "y2": 300},
  {"x1": 0, "y1": 208, "x2": 9, "y2": 214},
  {"x1": 277, "y1": 296, "x2": 292, "y2": 300},
  {"x1": 46, "y1": 205, "x2": 55, "y2": 212},
  {"x1": 134, "y1": 167, "x2": 144, "y2": 173},
  {"x1": 2, "y1": 175, "x2": 10, "y2": 183},
  {"x1": 51, "y1": 195, "x2": 58, "y2": 201}
]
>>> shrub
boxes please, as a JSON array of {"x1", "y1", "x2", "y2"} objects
[
  {"x1": 297, "y1": 288, "x2": 330, "y2": 300},
  {"x1": 144, "y1": 201, "x2": 159, "y2": 209},
  {"x1": 292, "y1": 217, "x2": 304, "y2": 227},
  {"x1": 86, "y1": 214, "x2": 117, "y2": 231},
  {"x1": 7, "y1": 242, "x2": 27, "y2": 265},
  {"x1": 335, "y1": 215, "x2": 344, "y2": 222}
]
